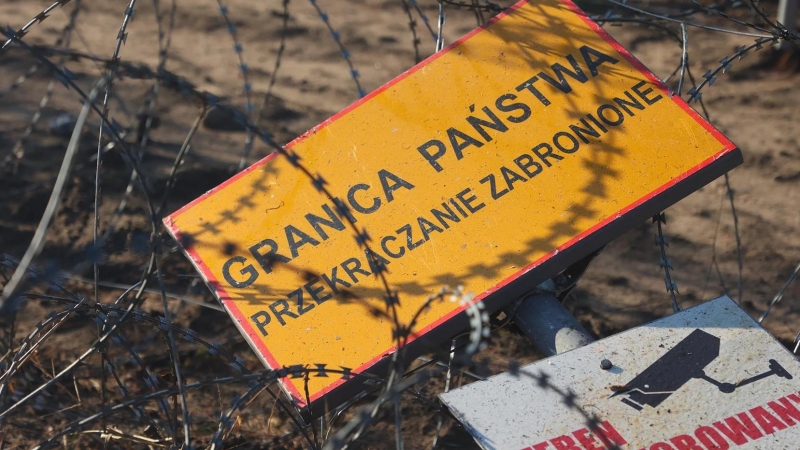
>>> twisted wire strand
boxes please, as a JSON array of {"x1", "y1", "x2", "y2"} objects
[
  {"x1": 3, "y1": 0, "x2": 83, "y2": 173},
  {"x1": 214, "y1": 0, "x2": 257, "y2": 171},
  {"x1": 308, "y1": 0, "x2": 365, "y2": 98}
]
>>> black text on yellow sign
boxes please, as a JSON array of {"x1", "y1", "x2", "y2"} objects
[{"x1": 165, "y1": 0, "x2": 741, "y2": 412}]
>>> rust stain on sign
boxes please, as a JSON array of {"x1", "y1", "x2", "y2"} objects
[{"x1": 164, "y1": 0, "x2": 740, "y2": 411}]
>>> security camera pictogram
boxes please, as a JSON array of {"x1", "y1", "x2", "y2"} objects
[{"x1": 611, "y1": 329, "x2": 793, "y2": 411}]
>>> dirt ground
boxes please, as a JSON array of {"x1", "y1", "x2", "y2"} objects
[{"x1": 1, "y1": 0, "x2": 799, "y2": 448}]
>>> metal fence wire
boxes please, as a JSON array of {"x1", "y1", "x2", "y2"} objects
[{"x1": 0, "y1": 0, "x2": 799, "y2": 448}]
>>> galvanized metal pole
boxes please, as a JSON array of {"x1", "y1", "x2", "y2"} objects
[
  {"x1": 777, "y1": 0, "x2": 798, "y2": 51},
  {"x1": 513, "y1": 293, "x2": 594, "y2": 356}
]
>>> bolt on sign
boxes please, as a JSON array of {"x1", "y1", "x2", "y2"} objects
[
  {"x1": 440, "y1": 297, "x2": 800, "y2": 450},
  {"x1": 165, "y1": 0, "x2": 741, "y2": 413}
]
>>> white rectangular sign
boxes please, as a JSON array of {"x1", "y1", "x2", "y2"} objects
[{"x1": 440, "y1": 297, "x2": 800, "y2": 450}]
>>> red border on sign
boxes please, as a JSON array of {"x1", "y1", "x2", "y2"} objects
[{"x1": 164, "y1": 0, "x2": 737, "y2": 408}]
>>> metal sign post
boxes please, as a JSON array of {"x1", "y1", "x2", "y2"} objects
[{"x1": 513, "y1": 293, "x2": 594, "y2": 357}]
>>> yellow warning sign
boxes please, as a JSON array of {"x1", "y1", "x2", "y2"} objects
[{"x1": 165, "y1": 0, "x2": 739, "y2": 410}]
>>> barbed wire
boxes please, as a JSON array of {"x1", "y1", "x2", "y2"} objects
[
  {"x1": 308, "y1": 0, "x2": 365, "y2": 98},
  {"x1": 685, "y1": 74, "x2": 748, "y2": 313},
  {"x1": 98, "y1": 0, "x2": 179, "y2": 254},
  {"x1": 0, "y1": 0, "x2": 74, "y2": 58},
  {"x1": 654, "y1": 213, "x2": 681, "y2": 313},
  {"x1": 214, "y1": 0, "x2": 257, "y2": 172},
  {"x1": 760, "y1": 260, "x2": 800, "y2": 323},
  {"x1": 255, "y1": 0, "x2": 290, "y2": 131},
  {"x1": 1, "y1": 0, "x2": 799, "y2": 448},
  {"x1": 400, "y1": 0, "x2": 423, "y2": 63},
  {"x1": 93, "y1": 2, "x2": 139, "y2": 437},
  {"x1": 3, "y1": 0, "x2": 83, "y2": 174}
]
